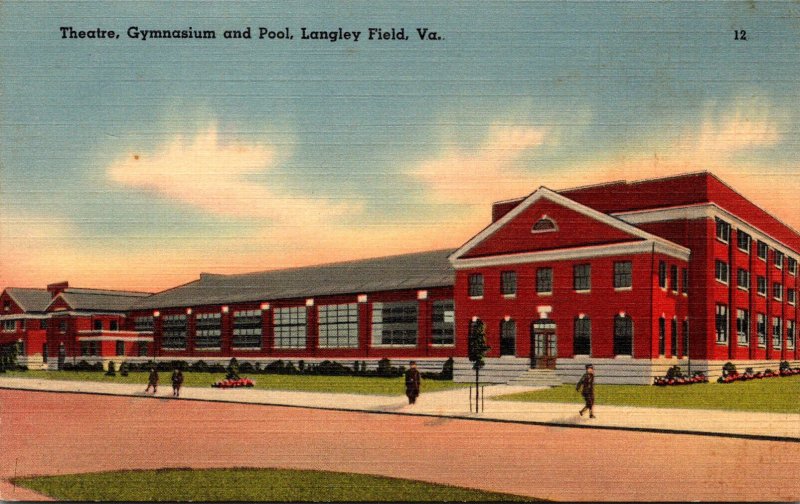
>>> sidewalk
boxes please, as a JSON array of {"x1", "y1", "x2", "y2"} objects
[{"x1": 0, "y1": 377, "x2": 797, "y2": 441}]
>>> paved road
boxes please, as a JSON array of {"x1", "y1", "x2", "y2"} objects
[{"x1": 1, "y1": 389, "x2": 798, "y2": 502}]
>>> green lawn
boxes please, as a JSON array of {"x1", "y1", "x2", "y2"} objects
[
  {"x1": 13, "y1": 468, "x2": 540, "y2": 502},
  {"x1": 3, "y1": 370, "x2": 466, "y2": 396},
  {"x1": 494, "y1": 374, "x2": 800, "y2": 414}
]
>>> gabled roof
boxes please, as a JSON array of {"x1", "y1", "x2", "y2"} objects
[
  {"x1": 4, "y1": 288, "x2": 52, "y2": 312},
  {"x1": 451, "y1": 187, "x2": 690, "y2": 263},
  {"x1": 47, "y1": 288, "x2": 152, "y2": 313},
  {"x1": 131, "y1": 249, "x2": 457, "y2": 310}
]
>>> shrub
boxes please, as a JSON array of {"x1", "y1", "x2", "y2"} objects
[
  {"x1": 298, "y1": 360, "x2": 305, "y2": 372},
  {"x1": 105, "y1": 361, "x2": 116, "y2": 376},
  {"x1": 376, "y1": 357, "x2": 393, "y2": 377},
  {"x1": 779, "y1": 360, "x2": 791, "y2": 372},
  {"x1": 119, "y1": 362, "x2": 129, "y2": 376},
  {"x1": 253, "y1": 362, "x2": 262, "y2": 373},
  {"x1": 745, "y1": 367, "x2": 754, "y2": 375},
  {"x1": 666, "y1": 365, "x2": 683, "y2": 379},
  {"x1": 226, "y1": 357, "x2": 240, "y2": 380},
  {"x1": 313, "y1": 360, "x2": 351, "y2": 376},
  {"x1": 722, "y1": 362, "x2": 737, "y2": 376},
  {"x1": 239, "y1": 361, "x2": 255, "y2": 374},
  {"x1": 264, "y1": 360, "x2": 285, "y2": 374},
  {"x1": 441, "y1": 357, "x2": 454, "y2": 380}
]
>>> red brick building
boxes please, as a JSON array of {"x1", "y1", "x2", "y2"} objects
[{"x1": 2, "y1": 172, "x2": 799, "y2": 383}]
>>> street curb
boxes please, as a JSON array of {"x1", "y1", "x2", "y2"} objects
[{"x1": 2, "y1": 385, "x2": 798, "y2": 444}]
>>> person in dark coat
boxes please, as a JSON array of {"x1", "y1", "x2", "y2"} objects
[
  {"x1": 145, "y1": 367, "x2": 159, "y2": 394},
  {"x1": 576, "y1": 364, "x2": 595, "y2": 418},
  {"x1": 171, "y1": 368, "x2": 184, "y2": 397},
  {"x1": 405, "y1": 361, "x2": 421, "y2": 404}
]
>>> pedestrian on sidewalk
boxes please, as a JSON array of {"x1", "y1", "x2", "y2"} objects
[
  {"x1": 171, "y1": 367, "x2": 184, "y2": 397},
  {"x1": 145, "y1": 367, "x2": 159, "y2": 394},
  {"x1": 576, "y1": 364, "x2": 595, "y2": 418},
  {"x1": 405, "y1": 361, "x2": 421, "y2": 404}
]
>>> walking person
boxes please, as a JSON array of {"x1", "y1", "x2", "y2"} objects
[
  {"x1": 171, "y1": 367, "x2": 184, "y2": 397},
  {"x1": 576, "y1": 364, "x2": 595, "y2": 418},
  {"x1": 404, "y1": 361, "x2": 421, "y2": 405},
  {"x1": 145, "y1": 367, "x2": 159, "y2": 394}
]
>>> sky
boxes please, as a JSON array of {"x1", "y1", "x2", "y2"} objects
[{"x1": 2, "y1": 1, "x2": 800, "y2": 292}]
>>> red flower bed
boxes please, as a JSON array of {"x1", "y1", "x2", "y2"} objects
[
  {"x1": 653, "y1": 374, "x2": 708, "y2": 386},
  {"x1": 211, "y1": 378, "x2": 255, "y2": 388},
  {"x1": 717, "y1": 367, "x2": 799, "y2": 384}
]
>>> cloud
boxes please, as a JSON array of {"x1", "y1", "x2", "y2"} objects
[
  {"x1": 107, "y1": 127, "x2": 358, "y2": 226},
  {"x1": 405, "y1": 123, "x2": 549, "y2": 205}
]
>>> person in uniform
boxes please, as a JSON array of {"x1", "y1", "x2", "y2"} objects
[
  {"x1": 405, "y1": 361, "x2": 421, "y2": 404},
  {"x1": 576, "y1": 364, "x2": 595, "y2": 418},
  {"x1": 171, "y1": 368, "x2": 184, "y2": 397},
  {"x1": 145, "y1": 367, "x2": 159, "y2": 394}
]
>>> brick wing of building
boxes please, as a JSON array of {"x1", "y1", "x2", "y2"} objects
[{"x1": 2, "y1": 172, "x2": 799, "y2": 383}]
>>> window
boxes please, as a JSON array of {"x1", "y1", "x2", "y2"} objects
[
  {"x1": 737, "y1": 231, "x2": 751, "y2": 253},
  {"x1": 681, "y1": 268, "x2": 688, "y2": 294},
  {"x1": 195, "y1": 312, "x2": 221, "y2": 349},
  {"x1": 757, "y1": 241, "x2": 768, "y2": 261},
  {"x1": 110, "y1": 320, "x2": 118, "y2": 331},
  {"x1": 736, "y1": 269, "x2": 750, "y2": 290},
  {"x1": 500, "y1": 319, "x2": 516, "y2": 356},
  {"x1": 715, "y1": 304, "x2": 728, "y2": 344},
  {"x1": 757, "y1": 276, "x2": 767, "y2": 296},
  {"x1": 774, "y1": 251, "x2": 784, "y2": 269},
  {"x1": 658, "y1": 317, "x2": 666, "y2": 355},
  {"x1": 42, "y1": 343, "x2": 48, "y2": 363},
  {"x1": 613, "y1": 315, "x2": 633, "y2": 356},
  {"x1": 531, "y1": 217, "x2": 557, "y2": 233},
  {"x1": 573, "y1": 317, "x2": 591, "y2": 355},
  {"x1": 40, "y1": 319, "x2": 48, "y2": 330},
  {"x1": 468, "y1": 274, "x2": 484, "y2": 298},
  {"x1": 81, "y1": 341, "x2": 99, "y2": 356},
  {"x1": 162, "y1": 314, "x2": 187, "y2": 349},
  {"x1": 3, "y1": 300, "x2": 9, "y2": 312},
  {"x1": 137, "y1": 341, "x2": 149, "y2": 357},
  {"x1": 116, "y1": 340, "x2": 125, "y2": 356},
  {"x1": 714, "y1": 260, "x2": 729, "y2": 284},
  {"x1": 788, "y1": 320, "x2": 796, "y2": 349},
  {"x1": 1, "y1": 320, "x2": 16, "y2": 332},
  {"x1": 573, "y1": 264, "x2": 591, "y2": 291},
  {"x1": 134, "y1": 316, "x2": 154, "y2": 332},
  {"x1": 431, "y1": 300, "x2": 455, "y2": 345},
  {"x1": 670, "y1": 266, "x2": 678, "y2": 293},
  {"x1": 500, "y1": 271, "x2": 517, "y2": 296},
  {"x1": 613, "y1": 261, "x2": 632, "y2": 289},
  {"x1": 658, "y1": 261, "x2": 667, "y2": 289},
  {"x1": 773, "y1": 282, "x2": 783, "y2": 301},
  {"x1": 536, "y1": 268, "x2": 553, "y2": 294},
  {"x1": 788, "y1": 257, "x2": 798, "y2": 275},
  {"x1": 93, "y1": 320, "x2": 103, "y2": 331},
  {"x1": 789, "y1": 289, "x2": 796, "y2": 306},
  {"x1": 58, "y1": 320, "x2": 67, "y2": 332},
  {"x1": 671, "y1": 318, "x2": 678, "y2": 357},
  {"x1": 773, "y1": 317, "x2": 783, "y2": 350},
  {"x1": 318, "y1": 304, "x2": 358, "y2": 348},
  {"x1": 233, "y1": 309, "x2": 262, "y2": 348},
  {"x1": 371, "y1": 301, "x2": 417, "y2": 346},
  {"x1": 715, "y1": 218, "x2": 730, "y2": 243},
  {"x1": 682, "y1": 319, "x2": 689, "y2": 358},
  {"x1": 736, "y1": 309, "x2": 750, "y2": 346},
  {"x1": 757, "y1": 313, "x2": 767, "y2": 347},
  {"x1": 273, "y1": 306, "x2": 307, "y2": 349}
]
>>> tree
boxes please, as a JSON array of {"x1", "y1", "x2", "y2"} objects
[{"x1": 468, "y1": 320, "x2": 490, "y2": 410}]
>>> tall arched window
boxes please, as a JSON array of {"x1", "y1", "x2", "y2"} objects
[
  {"x1": 614, "y1": 315, "x2": 633, "y2": 356},
  {"x1": 658, "y1": 317, "x2": 666, "y2": 356},
  {"x1": 573, "y1": 317, "x2": 591, "y2": 355},
  {"x1": 500, "y1": 319, "x2": 516, "y2": 356}
]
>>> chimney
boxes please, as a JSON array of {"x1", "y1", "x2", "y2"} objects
[{"x1": 47, "y1": 281, "x2": 69, "y2": 298}]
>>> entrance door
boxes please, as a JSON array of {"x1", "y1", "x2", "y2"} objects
[{"x1": 530, "y1": 320, "x2": 557, "y2": 369}]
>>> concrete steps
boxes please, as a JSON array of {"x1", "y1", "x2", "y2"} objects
[
  {"x1": 452, "y1": 357, "x2": 531, "y2": 384},
  {"x1": 506, "y1": 369, "x2": 564, "y2": 387}
]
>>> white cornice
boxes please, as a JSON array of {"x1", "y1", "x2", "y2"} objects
[
  {"x1": 77, "y1": 336, "x2": 155, "y2": 342},
  {"x1": 0, "y1": 314, "x2": 48, "y2": 321}
]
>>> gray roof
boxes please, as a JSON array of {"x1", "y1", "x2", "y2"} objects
[
  {"x1": 57, "y1": 288, "x2": 152, "y2": 312},
  {"x1": 132, "y1": 249, "x2": 457, "y2": 310},
  {"x1": 5, "y1": 288, "x2": 52, "y2": 312}
]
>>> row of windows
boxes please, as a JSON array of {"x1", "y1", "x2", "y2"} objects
[
  {"x1": 80, "y1": 341, "x2": 150, "y2": 357},
  {"x1": 717, "y1": 260, "x2": 798, "y2": 304},
  {"x1": 717, "y1": 218, "x2": 798, "y2": 274},
  {"x1": 716, "y1": 304, "x2": 796, "y2": 349},
  {"x1": 2, "y1": 319, "x2": 49, "y2": 332},
  {"x1": 657, "y1": 261, "x2": 689, "y2": 294}
]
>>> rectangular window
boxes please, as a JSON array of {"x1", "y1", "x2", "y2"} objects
[
  {"x1": 59, "y1": 320, "x2": 67, "y2": 333},
  {"x1": 789, "y1": 289, "x2": 796, "y2": 306},
  {"x1": 757, "y1": 276, "x2": 767, "y2": 296},
  {"x1": 80, "y1": 342, "x2": 89, "y2": 356},
  {"x1": 789, "y1": 257, "x2": 798, "y2": 275},
  {"x1": 318, "y1": 304, "x2": 359, "y2": 348},
  {"x1": 273, "y1": 306, "x2": 307, "y2": 349},
  {"x1": 788, "y1": 320, "x2": 796, "y2": 349},
  {"x1": 715, "y1": 304, "x2": 728, "y2": 344},
  {"x1": 116, "y1": 340, "x2": 125, "y2": 356},
  {"x1": 658, "y1": 261, "x2": 667, "y2": 289},
  {"x1": 573, "y1": 264, "x2": 591, "y2": 291},
  {"x1": 1, "y1": 320, "x2": 16, "y2": 332},
  {"x1": 681, "y1": 268, "x2": 688, "y2": 294},
  {"x1": 371, "y1": 301, "x2": 418, "y2": 346},
  {"x1": 431, "y1": 300, "x2": 455, "y2": 345},
  {"x1": 40, "y1": 319, "x2": 48, "y2": 330},
  {"x1": 134, "y1": 316, "x2": 154, "y2": 332},
  {"x1": 670, "y1": 318, "x2": 678, "y2": 357},
  {"x1": 613, "y1": 316, "x2": 633, "y2": 356},
  {"x1": 137, "y1": 341, "x2": 149, "y2": 357},
  {"x1": 715, "y1": 218, "x2": 730, "y2": 243},
  {"x1": 93, "y1": 319, "x2": 103, "y2": 331},
  {"x1": 773, "y1": 317, "x2": 783, "y2": 350},
  {"x1": 757, "y1": 241, "x2": 768, "y2": 261},
  {"x1": 714, "y1": 260, "x2": 729, "y2": 284},
  {"x1": 195, "y1": 312, "x2": 222, "y2": 349},
  {"x1": 162, "y1": 314, "x2": 187, "y2": 349},
  {"x1": 536, "y1": 268, "x2": 553, "y2": 294},
  {"x1": 468, "y1": 273, "x2": 484, "y2": 298},
  {"x1": 500, "y1": 319, "x2": 517, "y2": 356},
  {"x1": 233, "y1": 309, "x2": 263, "y2": 348},
  {"x1": 110, "y1": 320, "x2": 119, "y2": 331},
  {"x1": 736, "y1": 269, "x2": 750, "y2": 290},
  {"x1": 736, "y1": 309, "x2": 750, "y2": 346},
  {"x1": 773, "y1": 282, "x2": 783, "y2": 301},
  {"x1": 682, "y1": 319, "x2": 689, "y2": 357},
  {"x1": 500, "y1": 271, "x2": 517, "y2": 296},
  {"x1": 757, "y1": 313, "x2": 767, "y2": 347},
  {"x1": 737, "y1": 231, "x2": 751, "y2": 253},
  {"x1": 573, "y1": 318, "x2": 591, "y2": 355},
  {"x1": 670, "y1": 265, "x2": 678, "y2": 293},
  {"x1": 613, "y1": 261, "x2": 632, "y2": 289},
  {"x1": 774, "y1": 251, "x2": 784, "y2": 269},
  {"x1": 658, "y1": 317, "x2": 666, "y2": 355}
]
